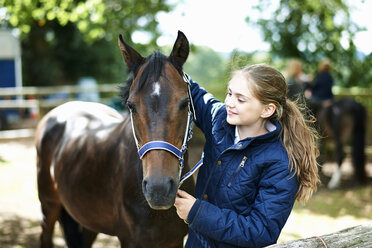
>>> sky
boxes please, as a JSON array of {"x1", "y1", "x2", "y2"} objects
[{"x1": 139, "y1": 0, "x2": 372, "y2": 55}]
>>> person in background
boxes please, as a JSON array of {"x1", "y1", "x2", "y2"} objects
[
  {"x1": 174, "y1": 64, "x2": 320, "y2": 248},
  {"x1": 311, "y1": 58, "x2": 334, "y2": 107},
  {"x1": 285, "y1": 59, "x2": 312, "y2": 103}
]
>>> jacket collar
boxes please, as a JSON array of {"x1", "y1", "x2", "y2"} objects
[
  {"x1": 222, "y1": 117, "x2": 282, "y2": 149},
  {"x1": 234, "y1": 121, "x2": 277, "y2": 144}
]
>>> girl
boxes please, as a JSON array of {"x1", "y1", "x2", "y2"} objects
[{"x1": 174, "y1": 64, "x2": 320, "y2": 247}]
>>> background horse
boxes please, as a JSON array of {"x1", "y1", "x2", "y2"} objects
[
  {"x1": 310, "y1": 97, "x2": 367, "y2": 189},
  {"x1": 35, "y1": 31, "x2": 194, "y2": 248}
]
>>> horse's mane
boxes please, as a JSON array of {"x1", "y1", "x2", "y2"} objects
[{"x1": 119, "y1": 50, "x2": 183, "y2": 103}]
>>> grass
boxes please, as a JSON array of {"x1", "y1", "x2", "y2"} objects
[{"x1": 295, "y1": 186, "x2": 372, "y2": 218}]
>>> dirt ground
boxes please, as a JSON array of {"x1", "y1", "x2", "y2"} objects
[
  {"x1": 0, "y1": 138, "x2": 121, "y2": 248},
  {"x1": 0, "y1": 137, "x2": 371, "y2": 248}
]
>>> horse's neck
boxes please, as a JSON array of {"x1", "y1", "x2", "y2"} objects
[
  {"x1": 93, "y1": 114, "x2": 142, "y2": 183},
  {"x1": 104, "y1": 114, "x2": 136, "y2": 153}
]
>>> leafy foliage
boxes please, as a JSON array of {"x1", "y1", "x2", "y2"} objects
[
  {"x1": 248, "y1": 0, "x2": 372, "y2": 87},
  {"x1": 0, "y1": 0, "x2": 169, "y2": 43},
  {"x1": 184, "y1": 46, "x2": 226, "y2": 86},
  {"x1": 0, "y1": 0, "x2": 170, "y2": 86}
]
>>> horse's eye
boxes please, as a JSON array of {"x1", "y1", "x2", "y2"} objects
[
  {"x1": 179, "y1": 98, "x2": 190, "y2": 110},
  {"x1": 126, "y1": 101, "x2": 136, "y2": 113}
]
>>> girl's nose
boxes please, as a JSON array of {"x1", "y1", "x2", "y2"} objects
[{"x1": 225, "y1": 95, "x2": 234, "y2": 108}]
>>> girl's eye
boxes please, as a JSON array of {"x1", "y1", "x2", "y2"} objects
[{"x1": 238, "y1": 98, "x2": 245, "y2": 103}]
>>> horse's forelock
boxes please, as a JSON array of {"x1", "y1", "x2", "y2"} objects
[
  {"x1": 138, "y1": 51, "x2": 166, "y2": 90},
  {"x1": 120, "y1": 51, "x2": 172, "y2": 103}
]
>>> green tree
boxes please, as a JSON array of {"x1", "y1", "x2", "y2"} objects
[
  {"x1": 248, "y1": 0, "x2": 372, "y2": 87},
  {"x1": 184, "y1": 46, "x2": 226, "y2": 86},
  {"x1": 0, "y1": 0, "x2": 170, "y2": 86},
  {"x1": 0, "y1": 0, "x2": 169, "y2": 45}
]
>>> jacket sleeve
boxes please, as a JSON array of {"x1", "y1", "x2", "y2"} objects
[
  {"x1": 186, "y1": 160, "x2": 299, "y2": 248},
  {"x1": 189, "y1": 77, "x2": 224, "y2": 136}
]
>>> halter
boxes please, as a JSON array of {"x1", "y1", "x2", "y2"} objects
[{"x1": 129, "y1": 72, "x2": 203, "y2": 187}]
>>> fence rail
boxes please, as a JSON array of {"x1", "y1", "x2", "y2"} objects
[
  {"x1": 0, "y1": 84, "x2": 119, "y2": 115},
  {"x1": 0, "y1": 84, "x2": 118, "y2": 96},
  {"x1": 0, "y1": 99, "x2": 39, "y2": 109}
]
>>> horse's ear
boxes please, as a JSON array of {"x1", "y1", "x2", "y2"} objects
[
  {"x1": 169, "y1": 31, "x2": 189, "y2": 67},
  {"x1": 118, "y1": 34, "x2": 144, "y2": 73}
]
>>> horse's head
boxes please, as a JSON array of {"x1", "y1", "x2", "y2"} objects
[{"x1": 118, "y1": 31, "x2": 190, "y2": 210}]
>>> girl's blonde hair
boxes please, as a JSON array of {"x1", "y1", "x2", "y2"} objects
[{"x1": 238, "y1": 64, "x2": 320, "y2": 204}]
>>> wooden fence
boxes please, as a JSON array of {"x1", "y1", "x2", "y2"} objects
[
  {"x1": 0, "y1": 84, "x2": 119, "y2": 139},
  {"x1": 0, "y1": 84, "x2": 119, "y2": 116},
  {"x1": 267, "y1": 221, "x2": 372, "y2": 248},
  {"x1": 0, "y1": 85, "x2": 372, "y2": 143}
]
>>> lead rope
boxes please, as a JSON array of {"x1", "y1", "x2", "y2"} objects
[
  {"x1": 179, "y1": 155, "x2": 203, "y2": 187},
  {"x1": 312, "y1": 236, "x2": 328, "y2": 248}
]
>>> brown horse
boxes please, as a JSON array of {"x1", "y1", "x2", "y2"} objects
[{"x1": 35, "y1": 31, "x2": 194, "y2": 248}]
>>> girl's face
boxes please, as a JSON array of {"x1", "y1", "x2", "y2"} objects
[{"x1": 224, "y1": 74, "x2": 267, "y2": 127}]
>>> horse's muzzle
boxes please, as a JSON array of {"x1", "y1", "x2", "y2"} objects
[{"x1": 142, "y1": 176, "x2": 178, "y2": 210}]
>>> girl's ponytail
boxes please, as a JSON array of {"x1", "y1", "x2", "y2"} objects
[{"x1": 280, "y1": 99, "x2": 320, "y2": 204}]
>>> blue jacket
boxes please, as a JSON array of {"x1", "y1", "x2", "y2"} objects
[{"x1": 185, "y1": 79, "x2": 299, "y2": 248}]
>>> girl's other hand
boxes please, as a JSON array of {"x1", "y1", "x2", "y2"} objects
[{"x1": 174, "y1": 189, "x2": 196, "y2": 221}]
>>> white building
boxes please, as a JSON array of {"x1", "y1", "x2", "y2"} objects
[{"x1": 0, "y1": 29, "x2": 22, "y2": 88}]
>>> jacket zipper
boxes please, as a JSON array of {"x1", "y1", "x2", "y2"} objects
[
  {"x1": 228, "y1": 156, "x2": 247, "y2": 187},
  {"x1": 239, "y1": 156, "x2": 248, "y2": 167}
]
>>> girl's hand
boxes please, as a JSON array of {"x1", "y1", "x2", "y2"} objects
[{"x1": 174, "y1": 189, "x2": 196, "y2": 221}]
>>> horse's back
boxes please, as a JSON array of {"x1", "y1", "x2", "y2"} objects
[
  {"x1": 333, "y1": 98, "x2": 364, "y2": 114},
  {"x1": 36, "y1": 101, "x2": 124, "y2": 134},
  {"x1": 48, "y1": 101, "x2": 124, "y2": 122},
  {"x1": 36, "y1": 101, "x2": 124, "y2": 150}
]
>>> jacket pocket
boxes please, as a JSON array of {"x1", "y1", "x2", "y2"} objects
[{"x1": 227, "y1": 156, "x2": 247, "y2": 188}]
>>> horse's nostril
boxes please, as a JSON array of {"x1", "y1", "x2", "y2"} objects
[
  {"x1": 167, "y1": 177, "x2": 175, "y2": 196},
  {"x1": 142, "y1": 179, "x2": 148, "y2": 193}
]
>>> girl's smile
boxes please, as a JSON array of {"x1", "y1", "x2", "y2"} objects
[{"x1": 227, "y1": 109, "x2": 238, "y2": 116}]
